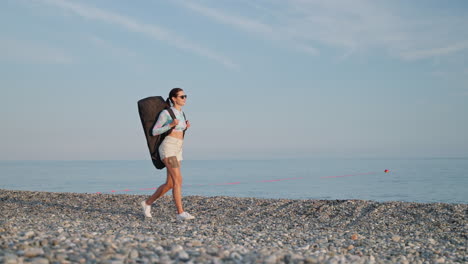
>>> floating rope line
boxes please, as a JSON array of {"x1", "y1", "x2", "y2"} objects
[
  {"x1": 96, "y1": 171, "x2": 389, "y2": 194},
  {"x1": 320, "y1": 172, "x2": 378, "y2": 178}
]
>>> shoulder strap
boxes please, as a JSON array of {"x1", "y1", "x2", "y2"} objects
[
  {"x1": 167, "y1": 107, "x2": 176, "y2": 120},
  {"x1": 182, "y1": 112, "x2": 187, "y2": 137},
  {"x1": 166, "y1": 108, "x2": 176, "y2": 134}
]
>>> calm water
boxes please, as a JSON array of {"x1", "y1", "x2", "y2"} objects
[{"x1": 0, "y1": 158, "x2": 467, "y2": 204}]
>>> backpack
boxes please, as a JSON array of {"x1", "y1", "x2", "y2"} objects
[{"x1": 137, "y1": 96, "x2": 182, "y2": 170}]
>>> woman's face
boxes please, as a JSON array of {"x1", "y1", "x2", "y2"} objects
[{"x1": 173, "y1": 91, "x2": 187, "y2": 106}]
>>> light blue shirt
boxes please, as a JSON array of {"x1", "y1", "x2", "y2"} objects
[{"x1": 152, "y1": 107, "x2": 186, "y2": 136}]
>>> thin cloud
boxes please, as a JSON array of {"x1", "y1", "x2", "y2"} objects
[
  {"x1": 296, "y1": 1, "x2": 468, "y2": 61},
  {"x1": 176, "y1": 1, "x2": 319, "y2": 55},
  {"x1": 181, "y1": 2, "x2": 274, "y2": 35},
  {"x1": 0, "y1": 37, "x2": 73, "y2": 64},
  {"x1": 38, "y1": 0, "x2": 238, "y2": 69},
  {"x1": 178, "y1": 0, "x2": 468, "y2": 61},
  {"x1": 401, "y1": 41, "x2": 468, "y2": 61}
]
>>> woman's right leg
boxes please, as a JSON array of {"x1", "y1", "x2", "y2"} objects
[{"x1": 145, "y1": 170, "x2": 174, "y2": 205}]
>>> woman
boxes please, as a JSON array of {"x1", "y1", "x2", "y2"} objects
[{"x1": 141, "y1": 88, "x2": 194, "y2": 221}]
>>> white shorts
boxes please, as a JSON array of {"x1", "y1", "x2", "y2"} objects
[{"x1": 159, "y1": 136, "x2": 183, "y2": 161}]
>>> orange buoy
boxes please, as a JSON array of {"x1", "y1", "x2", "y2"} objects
[{"x1": 384, "y1": 169, "x2": 389, "y2": 173}]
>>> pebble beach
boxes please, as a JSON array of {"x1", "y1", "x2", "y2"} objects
[{"x1": 0, "y1": 189, "x2": 466, "y2": 264}]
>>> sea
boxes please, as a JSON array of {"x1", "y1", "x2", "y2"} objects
[{"x1": 0, "y1": 158, "x2": 467, "y2": 204}]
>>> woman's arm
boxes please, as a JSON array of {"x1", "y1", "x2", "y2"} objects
[{"x1": 152, "y1": 110, "x2": 173, "y2": 136}]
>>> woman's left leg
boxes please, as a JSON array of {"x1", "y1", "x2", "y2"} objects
[{"x1": 164, "y1": 156, "x2": 184, "y2": 214}]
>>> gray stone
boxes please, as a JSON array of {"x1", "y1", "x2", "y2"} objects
[
  {"x1": 3, "y1": 254, "x2": 19, "y2": 264},
  {"x1": 264, "y1": 255, "x2": 276, "y2": 264},
  {"x1": 129, "y1": 249, "x2": 139, "y2": 259},
  {"x1": 31, "y1": 258, "x2": 50, "y2": 264},
  {"x1": 178, "y1": 250, "x2": 190, "y2": 261},
  {"x1": 24, "y1": 248, "x2": 44, "y2": 258}
]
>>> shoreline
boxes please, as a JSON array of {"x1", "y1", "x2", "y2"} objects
[
  {"x1": 2, "y1": 188, "x2": 466, "y2": 205},
  {"x1": 1, "y1": 189, "x2": 466, "y2": 263}
]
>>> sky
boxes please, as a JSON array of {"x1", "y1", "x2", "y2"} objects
[{"x1": 1, "y1": 0, "x2": 467, "y2": 160}]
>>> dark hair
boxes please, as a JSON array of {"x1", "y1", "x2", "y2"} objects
[{"x1": 166, "y1": 88, "x2": 184, "y2": 106}]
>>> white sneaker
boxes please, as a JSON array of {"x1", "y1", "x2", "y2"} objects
[
  {"x1": 176, "y1": 211, "x2": 195, "y2": 221},
  {"x1": 141, "y1": 201, "x2": 152, "y2": 218}
]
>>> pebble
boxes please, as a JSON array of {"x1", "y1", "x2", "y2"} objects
[
  {"x1": 177, "y1": 250, "x2": 190, "y2": 261},
  {"x1": 128, "y1": 249, "x2": 138, "y2": 259},
  {"x1": 31, "y1": 258, "x2": 49, "y2": 264},
  {"x1": 24, "y1": 248, "x2": 44, "y2": 258},
  {"x1": 0, "y1": 189, "x2": 466, "y2": 264}
]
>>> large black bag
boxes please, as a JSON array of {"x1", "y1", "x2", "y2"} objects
[{"x1": 137, "y1": 96, "x2": 176, "y2": 170}]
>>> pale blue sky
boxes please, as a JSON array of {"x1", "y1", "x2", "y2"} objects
[{"x1": 1, "y1": 0, "x2": 467, "y2": 160}]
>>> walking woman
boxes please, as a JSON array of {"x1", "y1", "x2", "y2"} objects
[{"x1": 141, "y1": 88, "x2": 194, "y2": 221}]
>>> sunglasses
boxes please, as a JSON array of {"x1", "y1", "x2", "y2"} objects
[{"x1": 178, "y1": 95, "x2": 187, "y2": 99}]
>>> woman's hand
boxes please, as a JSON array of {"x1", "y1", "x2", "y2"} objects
[
  {"x1": 170, "y1": 119, "x2": 179, "y2": 128},
  {"x1": 186, "y1": 120, "x2": 191, "y2": 129}
]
